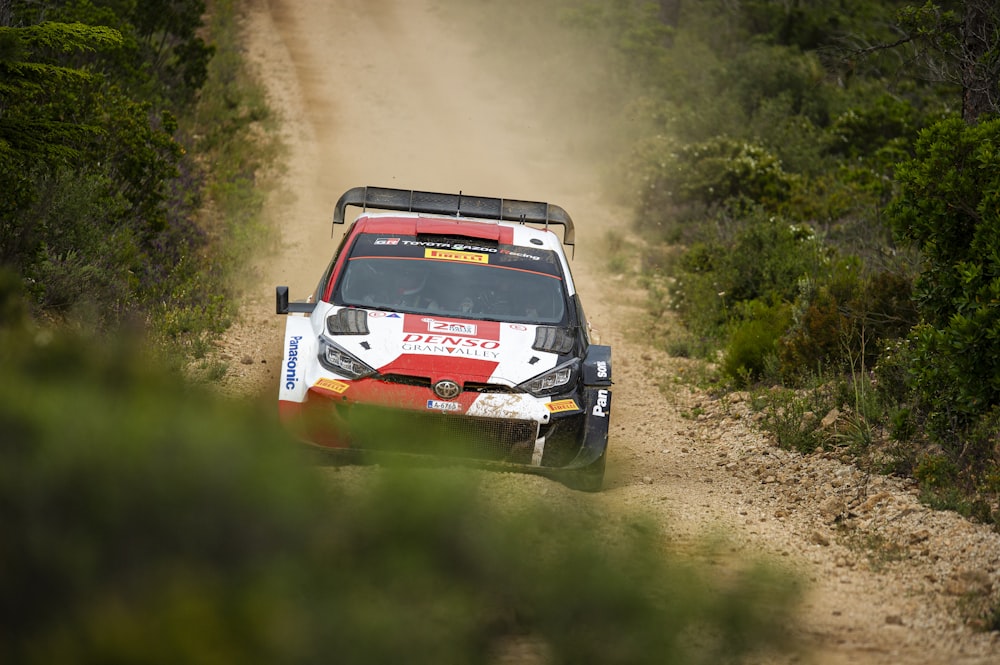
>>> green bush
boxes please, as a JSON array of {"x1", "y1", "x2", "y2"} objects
[
  {"x1": 914, "y1": 453, "x2": 960, "y2": 490},
  {"x1": 826, "y1": 93, "x2": 919, "y2": 161},
  {"x1": 722, "y1": 300, "x2": 791, "y2": 385},
  {"x1": 780, "y1": 165, "x2": 895, "y2": 259},
  {"x1": 778, "y1": 268, "x2": 918, "y2": 382},
  {"x1": 16, "y1": 169, "x2": 138, "y2": 322},
  {"x1": 722, "y1": 214, "x2": 828, "y2": 303},
  {"x1": 719, "y1": 43, "x2": 829, "y2": 125},
  {"x1": 910, "y1": 408, "x2": 1000, "y2": 527},
  {"x1": 746, "y1": 96, "x2": 830, "y2": 176},
  {"x1": 778, "y1": 280, "x2": 848, "y2": 380},
  {"x1": 636, "y1": 137, "x2": 798, "y2": 223},
  {"x1": 0, "y1": 291, "x2": 803, "y2": 664},
  {"x1": 887, "y1": 116, "x2": 1000, "y2": 443},
  {"x1": 751, "y1": 384, "x2": 835, "y2": 454},
  {"x1": 668, "y1": 210, "x2": 830, "y2": 350}
]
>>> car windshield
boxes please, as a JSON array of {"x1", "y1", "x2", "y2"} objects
[{"x1": 332, "y1": 235, "x2": 568, "y2": 324}]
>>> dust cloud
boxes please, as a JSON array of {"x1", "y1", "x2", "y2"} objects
[
  {"x1": 233, "y1": 0, "x2": 634, "y2": 396},
  {"x1": 251, "y1": 0, "x2": 634, "y2": 297}
]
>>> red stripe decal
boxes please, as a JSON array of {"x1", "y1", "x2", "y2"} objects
[{"x1": 379, "y1": 354, "x2": 500, "y2": 384}]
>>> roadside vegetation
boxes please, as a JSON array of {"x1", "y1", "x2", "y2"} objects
[
  {"x1": 0, "y1": 0, "x2": 276, "y2": 370},
  {"x1": 10, "y1": 0, "x2": 994, "y2": 529},
  {"x1": 0, "y1": 282, "x2": 803, "y2": 664},
  {"x1": 453, "y1": 0, "x2": 1000, "y2": 532},
  {"x1": 0, "y1": 1, "x2": 809, "y2": 661},
  {"x1": 4, "y1": 0, "x2": 999, "y2": 650}
]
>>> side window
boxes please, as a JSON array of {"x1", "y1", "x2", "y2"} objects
[
  {"x1": 316, "y1": 226, "x2": 355, "y2": 301},
  {"x1": 573, "y1": 295, "x2": 591, "y2": 347}
]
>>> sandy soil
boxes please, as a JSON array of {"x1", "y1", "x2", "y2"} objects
[{"x1": 222, "y1": 1, "x2": 1000, "y2": 662}]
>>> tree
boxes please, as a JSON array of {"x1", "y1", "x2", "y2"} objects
[
  {"x1": 887, "y1": 115, "x2": 1000, "y2": 446},
  {"x1": 0, "y1": 20, "x2": 123, "y2": 222},
  {"x1": 0, "y1": 12, "x2": 187, "y2": 323},
  {"x1": 959, "y1": 0, "x2": 1000, "y2": 122},
  {"x1": 894, "y1": 1, "x2": 1000, "y2": 123},
  {"x1": 656, "y1": 0, "x2": 680, "y2": 46},
  {"x1": 882, "y1": 3, "x2": 1000, "y2": 448},
  {"x1": 132, "y1": 0, "x2": 213, "y2": 99}
]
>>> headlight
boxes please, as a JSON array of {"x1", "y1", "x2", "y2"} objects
[
  {"x1": 519, "y1": 361, "x2": 578, "y2": 396},
  {"x1": 317, "y1": 337, "x2": 376, "y2": 379}
]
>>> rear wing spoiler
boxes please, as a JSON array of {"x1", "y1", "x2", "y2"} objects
[{"x1": 332, "y1": 185, "x2": 575, "y2": 247}]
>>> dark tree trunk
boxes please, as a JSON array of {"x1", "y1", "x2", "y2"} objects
[
  {"x1": 658, "y1": 0, "x2": 681, "y2": 47},
  {"x1": 961, "y1": 0, "x2": 1000, "y2": 123},
  {"x1": 0, "y1": 0, "x2": 11, "y2": 28}
]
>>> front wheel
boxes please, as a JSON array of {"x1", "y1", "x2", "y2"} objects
[{"x1": 562, "y1": 452, "x2": 606, "y2": 492}]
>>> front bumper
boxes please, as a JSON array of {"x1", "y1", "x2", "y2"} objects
[{"x1": 279, "y1": 379, "x2": 610, "y2": 474}]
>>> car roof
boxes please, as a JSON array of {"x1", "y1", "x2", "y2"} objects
[
  {"x1": 323, "y1": 211, "x2": 579, "y2": 303},
  {"x1": 350, "y1": 212, "x2": 568, "y2": 253}
]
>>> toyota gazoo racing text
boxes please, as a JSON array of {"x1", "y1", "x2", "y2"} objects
[{"x1": 276, "y1": 186, "x2": 613, "y2": 490}]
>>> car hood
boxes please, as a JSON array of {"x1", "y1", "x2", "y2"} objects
[{"x1": 322, "y1": 305, "x2": 565, "y2": 386}]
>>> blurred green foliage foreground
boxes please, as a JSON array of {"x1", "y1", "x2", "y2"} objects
[{"x1": 0, "y1": 276, "x2": 800, "y2": 665}]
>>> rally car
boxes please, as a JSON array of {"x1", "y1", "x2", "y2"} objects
[{"x1": 276, "y1": 186, "x2": 612, "y2": 490}]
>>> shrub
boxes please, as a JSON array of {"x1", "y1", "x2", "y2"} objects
[
  {"x1": 718, "y1": 43, "x2": 830, "y2": 126},
  {"x1": 826, "y1": 94, "x2": 919, "y2": 161},
  {"x1": 778, "y1": 268, "x2": 918, "y2": 382},
  {"x1": 0, "y1": 310, "x2": 804, "y2": 665},
  {"x1": 722, "y1": 300, "x2": 791, "y2": 385},
  {"x1": 751, "y1": 384, "x2": 835, "y2": 454},
  {"x1": 780, "y1": 165, "x2": 895, "y2": 260},
  {"x1": 723, "y1": 214, "x2": 827, "y2": 303},
  {"x1": 887, "y1": 116, "x2": 1000, "y2": 446},
  {"x1": 914, "y1": 453, "x2": 959, "y2": 490},
  {"x1": 667, "y1": 210, "x2": 831, "y2": 352},
  {"x1": 778, "y1": 281, "x2": 848, "y2": 380},
  {"x1": 637, "y1": 137, "x2": 798, "y2": 220},
  {"x1": 16, "y1": 169, "x2": 139, "y2": 323}
]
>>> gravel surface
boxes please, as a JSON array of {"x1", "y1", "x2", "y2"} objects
[{"x1": 216, "y1": 2, "x2": 1000, "y2": 662}]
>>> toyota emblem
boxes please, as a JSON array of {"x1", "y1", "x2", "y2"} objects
[{"x1": 433, "y1": 379, "x2": 461, "y2": 400}]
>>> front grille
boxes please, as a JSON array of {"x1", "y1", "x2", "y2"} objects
[
  {"x1": 463, "y1": 381, "x2": 515, "y2": 394},
  {"x1": 342, "y1": 404, "x2": 538, "y2": 464},
  {"x1": 380, "y1": 374, "x2": 432, "y2": 388},
  {"x1": 381, "y1": 374, "x2": 513, "y2": 395}
]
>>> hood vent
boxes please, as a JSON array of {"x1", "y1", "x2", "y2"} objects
[
  {"x1": 533, "y1": 326, "x2": 575, "y2": 355},
  {"x1": 326, "y1": 308, "x2": 370, "y2": 335}
]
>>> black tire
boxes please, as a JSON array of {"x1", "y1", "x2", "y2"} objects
[{"x1": 562, "y1": 452, "x2": 606, "y2": 492}]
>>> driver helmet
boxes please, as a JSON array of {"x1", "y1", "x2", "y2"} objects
[{"x1": 392, "y1": 261, "x2": 427, "y2": 303}]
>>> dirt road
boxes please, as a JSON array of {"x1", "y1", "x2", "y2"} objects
[{"x1": 227, "y1": 1, "x2": 1000, "y2": 662}]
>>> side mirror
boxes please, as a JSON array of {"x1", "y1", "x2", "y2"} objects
[
  {"x1": 276, "y1": 286, "x2": 318, "y2": 315},
  {"x1": 276, "y1": 286, "x2": 290, "y2": 314}
]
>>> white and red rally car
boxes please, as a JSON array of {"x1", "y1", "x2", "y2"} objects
[{"x1": 276, "y1": 186, "x2": 612, "y2": 490}]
